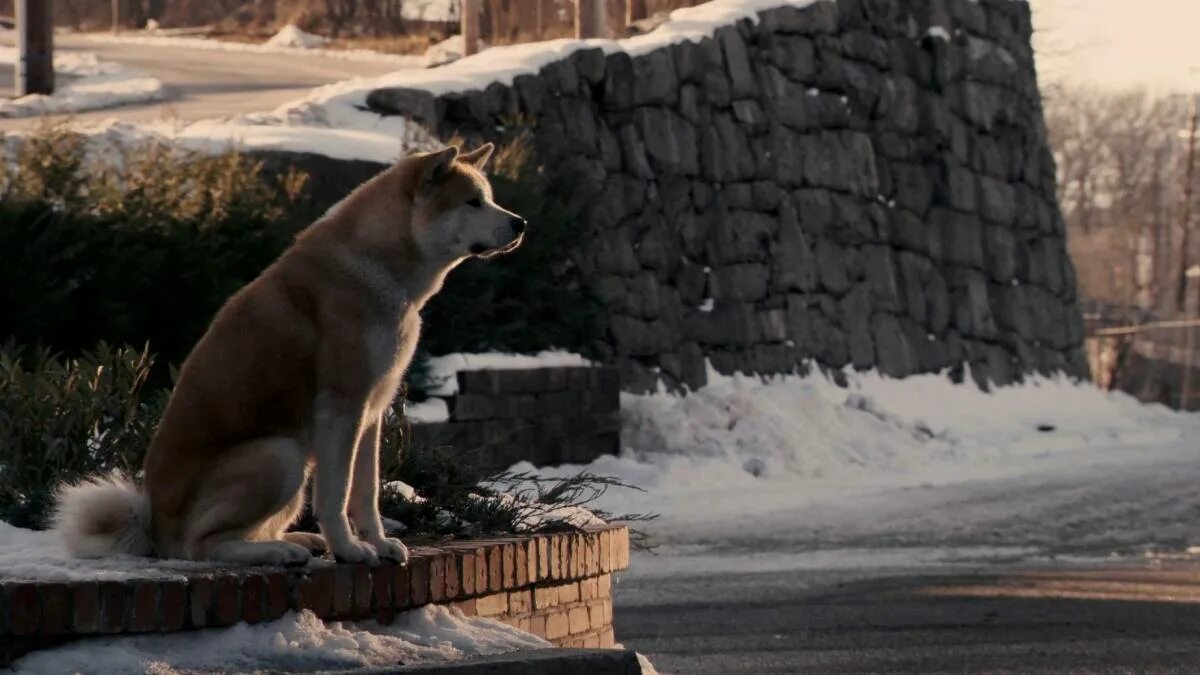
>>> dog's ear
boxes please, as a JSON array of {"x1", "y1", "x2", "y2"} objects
[
  {"x1": 420, "y1": 145, "x2": 460, "y2": 189},
  {"x1": 458, "y1": 143, "x2": 495, "y2": 170}
]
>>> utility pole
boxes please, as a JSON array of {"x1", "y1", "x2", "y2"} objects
[
  {"x1": 461, "y1": 0, "x2": 481, "y2": 57},
  {"x1": 576, "y1": 0, "x2": 607, "y2": 39},
  {"x1": 1178, "y1": 93, "x2": 1199, "y2": 312},
  {"x1": 15, "y1": 0, "x2": 53, "y2": 97},
  {"x1": 112, "y1": 0, "x2": 120, "y2": 34}
]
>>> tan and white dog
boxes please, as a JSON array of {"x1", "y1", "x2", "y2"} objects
[{"x1": 53, "y1": 143, "x2": 525, "y2": 566}]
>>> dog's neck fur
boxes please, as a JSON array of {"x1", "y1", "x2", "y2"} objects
[{"x1": 295, "y1": 159, "x2": 465, "y2": 316}]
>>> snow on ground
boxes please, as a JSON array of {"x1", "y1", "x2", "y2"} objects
[
  {"x1": 0, "y1": 47, "x2": 164, "y2": 117},
  {"x1": 265, "y1": 24, "x2": 330, "y2": 49},
  {"x1": 11, "y1": 605, "x2": 548, "y2": 675},
  {"x1": 518, "y1": 365, "x2": 1200, "y2": 575},
  {"x1": 77, "y1": 30, "x2": 423, "y2": 66},
  {"x1": 423, "y1": 351, "x2": 593, "y2": 397}
]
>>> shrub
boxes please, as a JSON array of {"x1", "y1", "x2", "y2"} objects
[
  {"x1": 0, "y1": 342, "x2": 166, "y2": 528},
  {"x1": 0, "y1": 125, "x2": 309, "y2": 383}
]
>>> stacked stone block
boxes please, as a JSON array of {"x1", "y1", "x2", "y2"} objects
[{"x1": 368, "y1": 0, "x2": 1088, "y2": 392}]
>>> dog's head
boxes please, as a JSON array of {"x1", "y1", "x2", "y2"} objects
[{"x1": 408, "y1": 144, "x2": 525, "y2": 261}]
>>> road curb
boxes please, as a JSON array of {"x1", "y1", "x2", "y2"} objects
[{"x1": 321, "y1": 648, "x2": 642, "y2": 674}]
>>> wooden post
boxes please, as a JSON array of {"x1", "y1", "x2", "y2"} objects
[
  {"x1": 576, "y1": 0, "x2": 606, "y2": 39},
  {"x1": 461, "y1": 0, "x2": 482, "y2": 56},
  {"x1": 112, "y1": 0, "x2": 120, "y2": 33},
  {"x1": 534, "y1": 0, "x2": 545, "y2": 40},
  {"x1": 16, "y1": 0, "x2": 53, "y2": 97}
]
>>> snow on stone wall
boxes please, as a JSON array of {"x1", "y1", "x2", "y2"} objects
[{"x1": 366, "y1": 0, "x2": 1087, "y2": 392}]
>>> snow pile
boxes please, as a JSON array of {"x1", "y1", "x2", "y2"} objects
[
  {"x1": 0, "y1": 48, "x2": 164, "y2": 117},
  {"x1": 11, "y1": 605, "x2": 548, "y2": 674},
  {"x1": 0, "y1": 521, "x2": 226, "y2": 582},
  {"x1": 265, "y1": 24, "x2": 330, "y2": 49},
  {"x1": 401, "y1": 0, "x2": 459, "y2": 22},
  {"x1": 423, "y1": 351, "x2": 593, "y2": 397},
  {"x1": 79, "y1": 31, "x2": 423, "y2": 65},
  {"x1": 519, "y1": 364, "x2": 1200, "y2": 568},
  {"x1": 423, "y1": 34, "x2": 487, "y2": 68}
]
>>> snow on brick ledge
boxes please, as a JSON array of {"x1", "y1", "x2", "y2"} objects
[{"x1": 0, "y1": 525, "x2": 630, "y2": 666}]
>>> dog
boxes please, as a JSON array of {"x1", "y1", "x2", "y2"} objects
[{"x1": 53, "y1": 143, "x2": 525, "y2": 566}]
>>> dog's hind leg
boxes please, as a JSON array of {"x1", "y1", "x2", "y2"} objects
[
  {"x1": 182, "y1": 437, "x2": 313, "y2": 566},
  {"x1": 283, "y1": 531, "x2": 327, "y2": 553}
]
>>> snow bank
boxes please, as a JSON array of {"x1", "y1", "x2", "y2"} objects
[
  {"x1": 518, "y1": 364, "x2": 1200, "y2": 566},
  {"x1": 265, "y1": 24, "x2": 330, "y2": 49},
  {"x1": 0, "y1": 48, "x2": 164, "y2": 118},
  {"x1": 11, "y1": 605, "x2": 548, "y2": 674},
  {"x1": 424, "y1": 351, "x2": 593, "y2": 397},
  {"x1": 79, "y1": 31, "x2": 423, "y2": 65}
]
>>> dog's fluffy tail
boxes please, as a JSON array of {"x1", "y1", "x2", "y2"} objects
[{"x1": 52, "y1": 474, "x2": 154, "y2": 558}]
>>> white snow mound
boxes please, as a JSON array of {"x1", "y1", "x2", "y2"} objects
[{"x1": 266, "y1": 24, "x2": 330, "y2": 49}]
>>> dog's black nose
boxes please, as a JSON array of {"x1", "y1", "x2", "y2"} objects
[{"x1": 510, "y1": 216, "x2": 527, "y2": 235}]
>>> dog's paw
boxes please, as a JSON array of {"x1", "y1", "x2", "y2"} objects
[
  {"x1": 283, "y1": 531, "x2": 327, "y2": 553},
  {"x1": 370, "y1": 537, "x2": 409, "y2": 565},
  {"x1": 260, "y1": 541, "x2": 313, "y2": 567},
  {"x1": 331, "y1": 539, "x2": 379, "y2": 566}
]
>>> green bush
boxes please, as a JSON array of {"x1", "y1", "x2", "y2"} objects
[
  {"x1": 0, "y1": 125, "x2": 309, "y2": 383},
  {"x1": 0, "y1": 342, "x2": 166, "y2": 528}
]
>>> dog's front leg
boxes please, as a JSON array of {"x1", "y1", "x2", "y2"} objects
[
  {"x1": 349, "y1": 416, "x2": 409, "y2": 564},
  {"x1": 312, "y1": 398, "x2": 379, "y2": 565}
]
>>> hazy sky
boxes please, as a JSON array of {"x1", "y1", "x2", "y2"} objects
[{"x1": 1030, "y1": 0, "x2": 1200, "y2": 91}]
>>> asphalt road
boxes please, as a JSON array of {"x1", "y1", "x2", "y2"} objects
[
  {"x1": 615, "y1": 560, "x2": 1200, "y2": 674},
  {"x1": 0, "y1": 34, "x2": 405, "y2": 130}
]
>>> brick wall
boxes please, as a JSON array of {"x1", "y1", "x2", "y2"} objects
[
  {"x1": 0, "y1": 525, "x2": 630, "y2": 666},
  {"x1": 406, "y1": 366, "x2": 621, "y2": 471}
]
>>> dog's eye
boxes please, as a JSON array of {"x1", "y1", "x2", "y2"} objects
[{"x1": 466, "y1": 198, "x2": 482, "y2": 208}]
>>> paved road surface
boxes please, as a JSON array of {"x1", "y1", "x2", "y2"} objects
[
  {"x1": 0, "y1": 34, "x2": 405, "y2": 131},
  {"x1": 616, "y1": 560, "x2": 1200, "y2": 673}
]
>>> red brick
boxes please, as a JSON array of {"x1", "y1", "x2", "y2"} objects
[
  {"x1": 427, "y1": 556, "x2": 446, "y2": 603},
  {"x1": 528, "y1": 615, "x2": 547, "y2": 638},
  {"x1": 392, "y1": 563, "x2": 411, "y2": 609},
  {"x1": 296, "y1": 567, "x2": 334, "y2": 617},
  {"x1": 264, "y1": 572, "x2": 291, "y2": 621},
  {"x1": 569, "y1": 534, "x2": 582, "y2": 579},
  {"x1": 72, "y1": 581, "x2": 100, "y2": 634},
  {"x1": 568, "y1": 606, "x2": 590, "y2": 635},
  {"x1": 533, "y1": 585, "x2": 558, "y2": 610},
  {"x1": 331, "y1": 565, "x2": 355, "y2": 617},
  {"x1": 516, "y1": 616, "x2": 532, "y2": 632},
  {"x1": 452, "y1": 598, "x2": 477, "y2": 617},
  {"x1": 599, "y1": 625, "x2": 615, "y2": 648},
  {"x1": 557, "y1": 581, "x2": 580, "y2": 605},
  {"x1": 475, "y1": 593, "x2": 507, "y2": 617},
  {"x1": 409, "y1": 556, "x2": 430, "y2": 606},
  {"x1": 129, "y1": 580, "x2": 159, "y2": 632},
  {"x1": 508, "y1": 590, "x2": 532, "y2": 615},
  {"x1": 501, "y1": 543, "x2": 516, "y2": 589},
  {"x1": 353, "y1": 565, "x2": 373, "y2": 617},
  {"x1": 487, "y1": 546, "x2": 503, "y2": 592},
  {"x1": 613, "y1": 527, "x2": 630, "y2": 570},
  {"x1": 39, "y1": 582, "x2": 70, "y2": 635},
  {"x1": 443, "y1": 554, "x2": 460, "y2": 600},
  {"x1": 159, "y1": 581, "x2": 188, "y2": 631},
  {"x1": 535, "y1": 536, "x2": 550, "y2": 582},
  {"x1": 98, "y1": 581, "x2": 128, "y2": 634},
  {"x1": 240, "y1": 574, "x2": 266, "y2": 625},
  {"x1": 474, "y1": 549, "x2": 488, "y2": 595},
  {"x1": 188, "y1": 577, "x2": 214, "y2": 628},
  {"x1": 580, "y1": 577, "x2": 599, "y2": 601},
  {"x1": 588, "y1": 600, "x2": 605, "y2": 630},
  {"x1": 457, "y1": 548, "x2": 476, "y2": 596},
  {"x1": 514, "y1": 541, "x2": 529, "y2": 588},
  {"x1": 598, "y1": 574, "x2": 612, "y2": 599},
  {"x1": 8, "y1": 583, "x2": 40, "y2": 636},
  {"x1": 213, "y1": 575, "x2": 241, "y2": 627},
  {"x1": 372, "y1": 562, "x2": 395, "y2": 611},
  {"x1": 588, "y1": 535, "x2": 601, "y2": 576},
  {"x1": 547, "y1": 536, "x2": 561, "y2": 580},
  {"x1": 583, "y1": 633, "x2": 600, "y2": 648},
  {"x1": 545, "y1": 611, "x2": 569, "y2": 640},
  {"x1": 598, "y1": 530, "x2": 612, "y2": 573}
]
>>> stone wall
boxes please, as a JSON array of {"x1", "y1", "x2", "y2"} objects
[
  {"x1": 368, "y1": 0, "x2": 1089, "y2": 392},
  {"x1": 0, "y1": 526, "x2": 630, "y2": 665},
  {"x1": 405, "y1": 366, "x2": 621, "y2": 471}
]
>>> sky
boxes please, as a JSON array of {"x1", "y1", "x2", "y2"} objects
[{"x1": 1030, "y1": 0, "x2": 1200, "y2": 91}]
